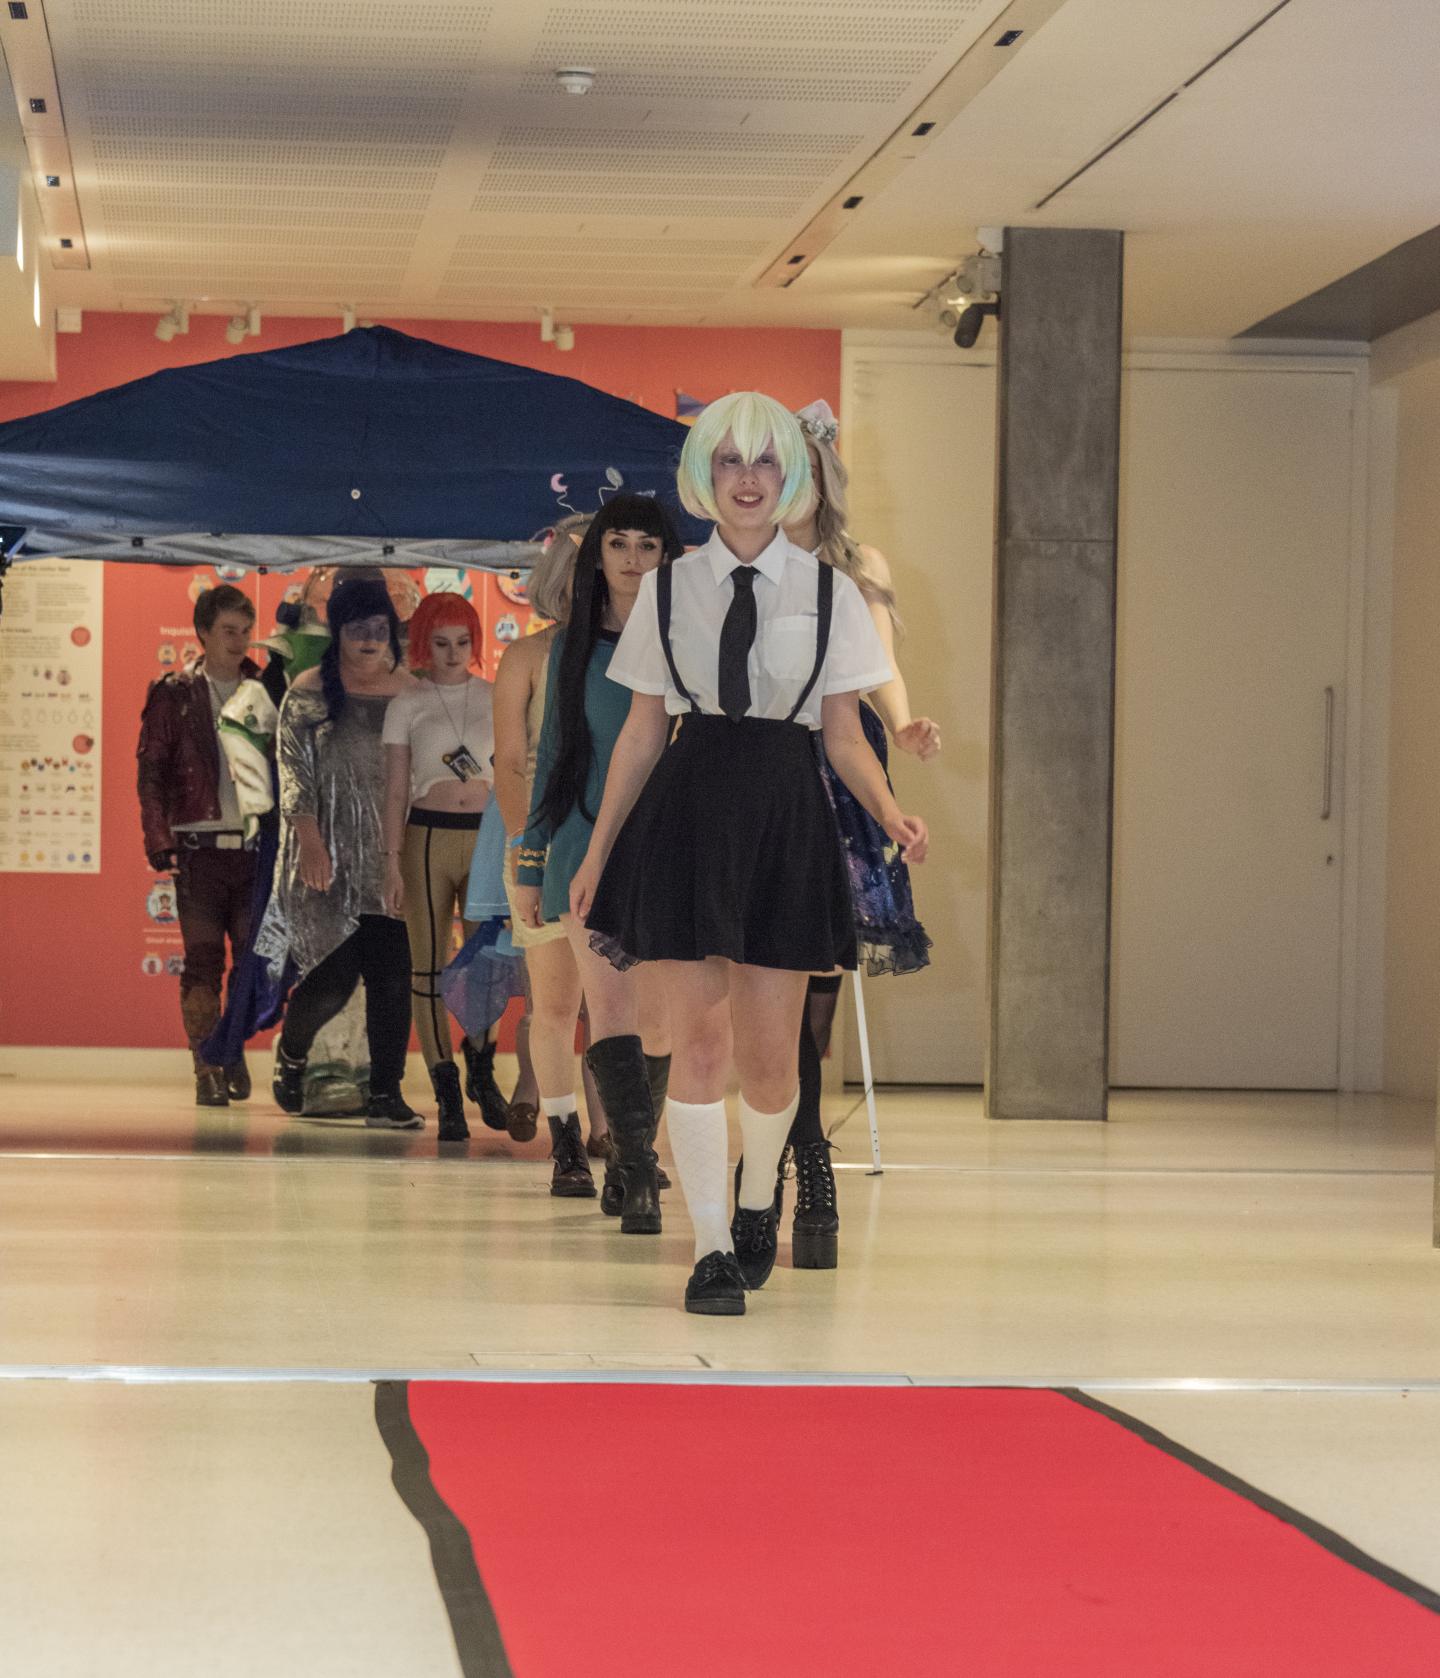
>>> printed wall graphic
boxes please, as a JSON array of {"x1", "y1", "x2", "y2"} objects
[{"x1": 0, "y1": 559, "x2": 104, "y2": 873}]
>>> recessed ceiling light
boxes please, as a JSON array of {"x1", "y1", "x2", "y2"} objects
[
  {"x1": 787, "y1": 254, "x2": 807, "y2": 266},
  {"x1": 59, "y1": 237, "x2": 73, "y2": 249},
  {"x1": 28, "y1": 98, "x2": 46, "y2": 114},
  {"x1": 912, "y1": 122, "x2": 935, "y2": 137},
  {"x1": 996, "y1": 29, "x2": 1023, "y2": 46},
  {"x1": 44, "y1": 174, "x2": 60, "y2": 188},
  {"x1": 842, "y1": 196, "x2": 863, "y2": 210},
  {"x1": 8, "y1": 3, "x2": 30, "y2": 19}
]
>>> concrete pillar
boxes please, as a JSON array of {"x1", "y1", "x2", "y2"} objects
[{"x1": 986, "y1": 227, "x2": 1123, "y2": 1121}]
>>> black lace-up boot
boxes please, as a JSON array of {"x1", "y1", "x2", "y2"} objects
[
  {"x1": 644, "y1": 1052, "x2": 671, "y2": 1190},
  {"x1": 791, "y1": 1140, "x2": 839, "y2": 1269},
  {"x1": 684, "y1": 1250, "x2": 746, "y2": 1316},
  {"x1": 271, "y1": 1044, "x2": 306, "y2": 1115},
  {"x1": 431, "y1": 1060, "x2": 469, "y2": 1142},
  {"x1": 463, "y1": 1036, "x2": 510, "y2": 1131},
  {"x1": 584, "y1": 1035, "x2": 660, "y2": 1234},
  {"x1": 548, "y1": 1114, "x2": 596, "y2": 1197}
]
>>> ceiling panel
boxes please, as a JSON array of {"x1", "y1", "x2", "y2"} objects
[{"x1": 25, "y1": 0, "x2": 1438, "y2": 341}]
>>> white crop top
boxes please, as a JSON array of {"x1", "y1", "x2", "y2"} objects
[{"x1": 382, "y1": 676, "x2": 495, "y2": 801}]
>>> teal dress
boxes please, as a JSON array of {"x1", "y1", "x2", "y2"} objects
[{"x1": 516, "y1": 628, "x2": 629, "y2": 923}]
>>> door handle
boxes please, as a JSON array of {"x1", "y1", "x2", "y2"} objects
[{"x1": 1321, "y1": 686, "x2": 1334, "y2": 821}]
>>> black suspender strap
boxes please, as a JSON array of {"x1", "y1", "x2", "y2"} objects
[
  {"x1": 655, "y1": 564, "x2": 700, "y2": 713},
  {"x1": 785, "y1": 561, "x2": 834, "y2": 725}
]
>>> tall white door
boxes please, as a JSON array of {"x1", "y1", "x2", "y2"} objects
[
  {"x1": 1110, "y1": 368, "x2": 1353, "y2": 1088},
  {"x1": 842, "y1": 354, "x2": 997, "y2": 1084}
]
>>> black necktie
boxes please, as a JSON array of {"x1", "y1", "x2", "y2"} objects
[{"x1": 718, "y1": 566, "x2": 758, "y2": 722}]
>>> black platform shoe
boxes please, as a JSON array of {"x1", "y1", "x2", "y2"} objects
[
  {"x1": 195, "y1": 1065, "x2": 230, "y2": 1107},
  {"x1": 271, "y1": 1045, "x2": 306, "y2": 1115},
  {"x1": 585, "y1": 1035, "x2": 661, "y2": 1235},
  {"x1": 548, "y1": 1114, "x2": 596, "y2": 1197},
  {"x1": 225, "y1": 1056, "x2": 251, "y2": 1102},
  {"x1": 684, "y1": 1250, "x2": 747, "y2": 1316},
  {"x1": 791, "y1": 1140, "x2": 839, "y2": 1270},
  {"x1": 365, "y1": 1092, "x2": 425, "y2": 1130},
  {"x1": 730, "y1": 1203, "x2": 780, "y2": 1291},
  {"x1": 431, "y1": 1060, "x2": 469, "y2": 1142},
  {"x1": 463, "y1": 1037, "x2": 511, "y2": 1131}
]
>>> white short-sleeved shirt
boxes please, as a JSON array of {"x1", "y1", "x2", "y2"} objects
[
  {"x1": 382, "y1": 675, "x2": 495, "y2": 801},
  {"x1": 607, "y1": 529, "x2": 891, "y2": 729}
]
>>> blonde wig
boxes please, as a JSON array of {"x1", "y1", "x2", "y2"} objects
[
  {"x1": 795, "y1": 404, "x2": 900, "y2": 627},
  {"x1": 677, "y1": 391, "x2": 811, "y2": 526},
  {"x1": 526, "y1": 513, "x2": 592, "y2": 624}
]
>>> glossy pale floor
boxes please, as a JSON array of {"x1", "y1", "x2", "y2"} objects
[{"x1": 1, "y1": 1061, "x2": 1438, "y2": 1673}]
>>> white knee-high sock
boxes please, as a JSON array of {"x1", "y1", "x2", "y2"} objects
[
  {"x1": 738, "y1": 1089, "x2": 800, "y2": 1211},
  {"x1": 665, "y1": 1099, "x2": 732, "y2": 1261}
]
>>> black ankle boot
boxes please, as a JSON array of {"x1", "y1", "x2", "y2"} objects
[
  {"x1": 463, "y1": 1037, "x2": 510, "y2": 1131},
  {"x1": 548, "y1": 1114, "x2": 596, "y2": 1197},
  {"x1": 644, "y1": 1052, "x2": 672, "y2": 1191},
  {"x1": 431, "y1": 1061, "x2": 469, "y2": 1141},
  {"x1": 271, "y1": 1044, "x2": 306, "y2": 1114},
  {"x1": 366, "y1": 1091, "x2": 424, "y2": 1130},
  {"x1": 226, "y1": 1055, "x2": 251, "y2": 1102},
  {"x1": 791, "y1": 1140, "x2": 839, "y2": 1269},
  {"x1": 584, "y1": 1035, "x2": 661, "y2": 1235}
]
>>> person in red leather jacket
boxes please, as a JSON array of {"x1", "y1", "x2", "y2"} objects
[{"x1": 136, "y1": 584, "x2": 261, "y2": 1106}]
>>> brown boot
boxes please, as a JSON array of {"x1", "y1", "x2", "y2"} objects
[{"x1": 195, "y1": 1066, "x2": 229, "y2": 1107}]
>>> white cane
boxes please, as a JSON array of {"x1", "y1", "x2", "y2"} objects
[{"x1": 850, "y1": 970, "x2": 882, "y2": 1174}]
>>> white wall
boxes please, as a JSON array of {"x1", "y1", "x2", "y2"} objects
[{"x1": 1375, "y1": 344, "x2": 1440, "y2": 1100}]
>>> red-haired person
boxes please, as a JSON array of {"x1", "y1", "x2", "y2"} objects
[{"x1": 380, "y1": 592, "x2": 505, "y2": 1138}]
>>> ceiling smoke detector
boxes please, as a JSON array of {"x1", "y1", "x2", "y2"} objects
[{"x1": 554, "y1": 67, "x2": 595, "y2": 96}]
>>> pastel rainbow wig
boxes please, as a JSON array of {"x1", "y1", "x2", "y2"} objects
[
  {"x1": 677, "y1": 391, "x2": 812, "y2": 526},
  {"x1": 407, "y1": 590, "x2": 482, "y2": 673}
]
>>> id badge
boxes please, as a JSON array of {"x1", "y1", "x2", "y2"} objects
[{"x1": 443, "y1": 745, "x2": 484, "y2": 783}]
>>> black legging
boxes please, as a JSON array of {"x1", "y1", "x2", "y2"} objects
[
  {"x1": 280, "y1": 915, "x2": 412, "y2": 1097},
  {"x1": 788, "y1": 973, "x2": 843, "y2": 1148}
]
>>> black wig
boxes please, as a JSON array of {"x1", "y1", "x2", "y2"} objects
[
  {"x1": 533, "y1": 494, "x2": 683, "y2": 834},
  {"x1": 319, "y1": 574, "x2": 403, "y2": 720}
]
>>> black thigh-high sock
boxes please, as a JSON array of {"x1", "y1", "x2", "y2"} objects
[
  {"x1": 787, "y1": 974, "x2": 843, "y2": 1150},
  {"x1": 788, "y1": 1007, "x2": 825, "y2": 1149}
]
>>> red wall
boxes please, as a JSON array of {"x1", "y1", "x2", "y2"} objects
[{"x1": 0, "y1": 314, "x2": 840, "y2": 1049}]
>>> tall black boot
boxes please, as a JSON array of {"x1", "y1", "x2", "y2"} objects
[
  {"x1": 644, "y1": 1052, "x2": 672, "y2": 1191},
  {"x1": 463, "y1": 1036, "x2": 510, "y2": 1131},
  {"x1": 431, "y1": 1060, "x2": 469, "y2": 1142},
  {"x1": 584, "y1": 1035, "x2": 661, "y2": 1235}
]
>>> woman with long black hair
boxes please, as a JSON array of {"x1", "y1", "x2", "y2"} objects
[
  {"x1": 513, "y1": 494, "x2": 680, "y2": 1223},
  {"x1": 259, "y1": 574, "x2": 422, "y2": 1129}
]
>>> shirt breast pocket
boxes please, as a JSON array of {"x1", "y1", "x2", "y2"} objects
[{"x1": 762, "y1": 614, "x2": 817, "y2": 681}]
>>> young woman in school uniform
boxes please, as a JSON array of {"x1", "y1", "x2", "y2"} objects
[{"x1": 570, "y1": 392, "x2": 929, "y2": 1315}]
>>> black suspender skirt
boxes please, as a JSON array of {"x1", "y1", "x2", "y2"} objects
[{"x1": 587, "y1": 564, "x2": 859, "y2": 973}]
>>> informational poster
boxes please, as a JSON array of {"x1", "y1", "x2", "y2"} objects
[{"x1": 0, "y1": 559, "x2": 104, "y2": 873}]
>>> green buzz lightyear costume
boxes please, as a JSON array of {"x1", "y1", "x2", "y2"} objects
[{"x1": 230, "y1": 611, "x2": 374, "y2": 1117}]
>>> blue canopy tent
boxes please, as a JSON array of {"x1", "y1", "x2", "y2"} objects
[{"x1": 0, "y1": 325, "x2": 703, "y2": 576}]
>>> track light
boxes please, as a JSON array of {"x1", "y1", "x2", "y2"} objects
[
  {"x1": 539, "y1": 308, "x2": 556, "y2": 343},
  {"x1": 554, "y1": 324, "x2": 574, "y2": 352},
  {"x1": 225, "y1": 315, "x2": 247, "y2": 345},
  {"x1": 246, "y1": 306, "x2": 261, "y2": 337},
  {"x1": 154, "y1": 302, "x2": 189, "y2": 342},
  {"x1": 340, "y1": 306, "x2": 356, "y2": 333}
]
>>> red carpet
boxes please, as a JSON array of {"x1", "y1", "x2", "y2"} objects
[{"x1": 385, "y1": 1382, "x2": 1440, "y2": 1677}]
